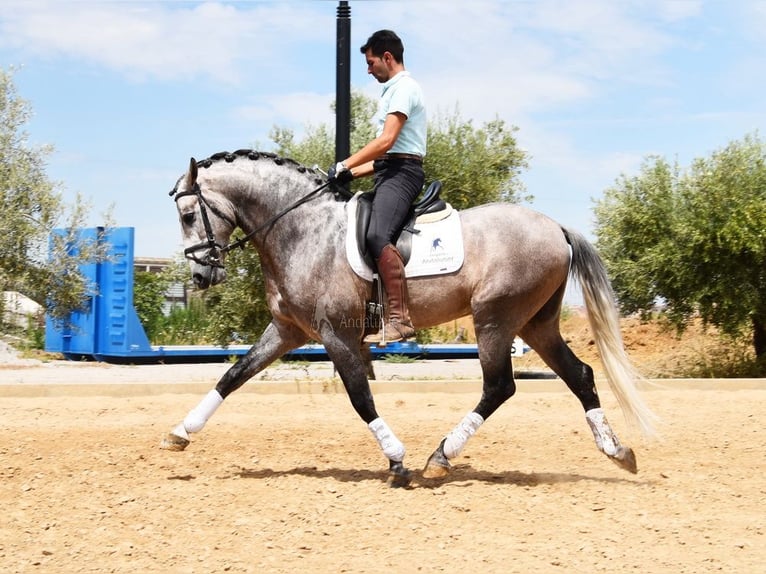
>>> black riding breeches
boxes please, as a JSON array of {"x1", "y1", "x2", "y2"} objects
[{"x1": 366, "y1": 157, "x2": 425, "y2": 259}]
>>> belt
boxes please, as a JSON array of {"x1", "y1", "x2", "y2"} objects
[{"x1": 380, "y1": 153, "x2": 423, "y2": 162}]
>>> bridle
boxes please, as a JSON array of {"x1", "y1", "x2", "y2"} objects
[{"x1": 170, "y1": 179, "x2": 333, "y2": 268}]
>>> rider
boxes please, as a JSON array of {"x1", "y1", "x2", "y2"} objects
[{"x1": 328, "y1": 29, "x2": 427, "y2": 343}]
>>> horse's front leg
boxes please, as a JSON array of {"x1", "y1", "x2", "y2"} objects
[
  {"x1": 160, "y1": 322, "x2": 306, "y2": 451},
  {"x1": 322, "y1": 333, "x2": 411, "y2": 488}
]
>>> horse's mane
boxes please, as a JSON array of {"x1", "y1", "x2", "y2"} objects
[{"x1": 196, "y1": 149, "x2": 325, "y2": 185}]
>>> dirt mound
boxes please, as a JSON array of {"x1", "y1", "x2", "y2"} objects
[
  {"x1": 549, "y1": 313, "x2": 722, "y2": 378},
  {"x1": 447, "y1": 312, "x2": 727, "y2": 378}
]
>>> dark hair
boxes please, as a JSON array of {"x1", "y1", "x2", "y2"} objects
[{"x1": 360, "y1": 29, "x2": 404, "y2": 63}]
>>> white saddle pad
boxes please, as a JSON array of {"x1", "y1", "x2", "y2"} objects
[{"x1": 345, "y1": 193, "x2": 465, "y2": 281}]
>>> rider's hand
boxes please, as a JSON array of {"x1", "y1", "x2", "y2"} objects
[{"x1": 327, "y1": 161, "x2": 354, "y2": 185}]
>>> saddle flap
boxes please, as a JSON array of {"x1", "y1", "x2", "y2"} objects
[{"x1": 356, "y1": 192, "x2": 373, "y2": 261}]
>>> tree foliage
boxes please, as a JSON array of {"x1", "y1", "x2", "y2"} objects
[
  {"x1": 0, "y1": 67, "x2": 108, "y2": 330},
  {"x1": 271, "y1": 89, "x2": 378, "y2": 178},
  {"x1": 594, "y1": 133, "x2": 766, "y2": 363},
  {"x1": 133, "y1": 271, "x2": 170, "y2": 341},
  {"x1": 425, "y1": 110, "x2": 530, "y2": 209},
  {"x1": 271, "y1": 91, "x2": 530, "y2": 208},
  {"x1": 200, "y1": 246, "x2": 271, "y2": 346}
]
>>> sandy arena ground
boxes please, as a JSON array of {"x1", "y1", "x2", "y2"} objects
[{"x1": 1, "y1": 358, "x2": 764, "y2": 573}]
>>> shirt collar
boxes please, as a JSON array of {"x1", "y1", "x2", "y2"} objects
[{"x1": 381, "y1": 70, "x2": 410, "y2": 93}]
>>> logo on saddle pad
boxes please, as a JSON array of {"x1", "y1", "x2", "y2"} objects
[{"x1": 345, "y1": 193, "x2": 465, "y2": 281}]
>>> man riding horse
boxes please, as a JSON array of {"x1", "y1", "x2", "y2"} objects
[{"x1": 328, "y1": 29, "x2": 426, "y2": 344}]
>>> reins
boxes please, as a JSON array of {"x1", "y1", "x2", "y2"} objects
[{"x1": 171, "y1": 178, "x2": 332, "y2": 267}]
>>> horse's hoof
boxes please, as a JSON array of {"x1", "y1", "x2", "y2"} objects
[
  {"x1": 160, "y1": 433, "x2": 190, "y2": 451},
  {"x1": 388, "y1": 468, "x2": 412, "y2": 488},
  {"x1": 609, "y1": 446, "x2": 638, "y2": 474},
  {"x1": 422, "y1": 447, "x2": 451, "y2": 479},
  {"x1": 387, "y1": 461, "x2": 412, "y2": 488}
]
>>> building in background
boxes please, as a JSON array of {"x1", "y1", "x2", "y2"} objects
[{"x1": 133, "y1": 256, "x2": 188, "y2": 315}]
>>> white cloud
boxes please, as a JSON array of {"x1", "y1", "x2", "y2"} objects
[
  {"x1": 0, "y1": 1, "x2": 328, "y2": 83},
  {"x1": 233, "y1": 91, "x2": 335, "y2": 131},
  {"x1": 654, "y1": 0, "x2": 703, "y2": 23},
  {"x1": 520, "y1": 120, "x2": 643, "y2": 188},
  {"x1": 378, "y1": 0, "x2": 694, "y2": 130}
]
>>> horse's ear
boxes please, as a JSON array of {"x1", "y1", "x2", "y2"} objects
[{"x1": 187, "y1": 157, "x2": 198, "y2": 186}]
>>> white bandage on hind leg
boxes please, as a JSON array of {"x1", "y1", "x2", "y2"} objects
[
  {"x1": 368, "y1": 417, "x2": 406, "y2": 462},
  {"x1": 586, "y1": 408, "x2": 620, "y2": 456},
  {"x1": 443, "y1": 411, "x2": 484, "y2": 459},
  {"x1": 183, "y1": 390, "x2": 224, "y2": 433}
]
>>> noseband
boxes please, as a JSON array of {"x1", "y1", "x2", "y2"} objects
[
  {"x1": 172, "y1": 183, "x2": 235, "y2": 268},
  {"x1": 170, "y1": 179, "x2": 333, "y2": 268}
]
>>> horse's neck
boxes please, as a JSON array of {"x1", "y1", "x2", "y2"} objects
[
  {"x1": 241, "y1": 182, "x2": 344, "y2": 265},
  {"x1": 258, "y1": 199, "x2": 346, "y2": 301}
]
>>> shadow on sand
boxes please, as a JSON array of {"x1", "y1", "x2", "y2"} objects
[{"x1": 178, "y1": 463, "x2": 645, "y2": 489}]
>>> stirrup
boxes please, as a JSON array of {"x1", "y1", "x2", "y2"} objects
[{"x1": 364, "y1": 320, "x2": 415, "y2": 345}]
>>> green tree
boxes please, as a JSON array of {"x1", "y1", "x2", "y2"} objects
[
  {"x1": 271, "y1": 89, "x2": 377, "y2": 182},
  {"x1": 0, "y1": 67, "x2": 107, "y2": 331},
  {"x1": 425, "y1": 110, "x2": 530, "y2": 209},
  {"x1": 594, "y1": 156, "x2": 681, "y2": 313},
  {"x1": 201, "y1": 246, "x2": 271, "y2": 345},
  {"x1": 594, "y1": 133, "x2": 766, "y2": 366},
  {"x1": 133, "y1": 271, "x2": 169, "y2": 341}
]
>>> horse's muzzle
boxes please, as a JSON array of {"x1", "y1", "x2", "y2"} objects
[{"x1": 192, "y1": 265, "x2": 227, "y2": 289}]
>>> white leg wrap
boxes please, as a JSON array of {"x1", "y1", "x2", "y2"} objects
[
  {"x1": 368, "y1": 417, "x2": 406, "y2": 462},
  {"x1": 586, "y1": 408, "x2": 620, "y2": 456},
  {"x1": 171, "y1": 422, "x2": 189, "y2": 441},
  {"x1": 183, "y1": 390, "x2": 224, "y2": 434},
  {"x1": 443, "y1": 411, "x2": 484, "y2": 459}
]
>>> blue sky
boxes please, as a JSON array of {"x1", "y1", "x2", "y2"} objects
[{"x1": 1, "y1": 0, "x2": 764, "y2": 259}]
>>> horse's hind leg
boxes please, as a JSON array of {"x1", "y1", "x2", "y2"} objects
[
  {"x1": 160, "y1": 321, "x2": 306, "y2": 451},
  {"x1": 520, "y1": 306, "x2": 637, "y2": 473},
  {"x1": 423, "y1": 317, "x2": 517, "y2": 479}
]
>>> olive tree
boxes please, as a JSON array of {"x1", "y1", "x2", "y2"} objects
[
  {"x1": 594, "y1": 133, "x2": 766, "y2": 366},
  {"x1": 0, "y1": 67, "x2": 107, "y2": 330}
]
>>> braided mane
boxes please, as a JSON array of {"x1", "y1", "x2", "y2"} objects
[{"x1": 197, "y1": 149, "x2": 325, "y2": 185}]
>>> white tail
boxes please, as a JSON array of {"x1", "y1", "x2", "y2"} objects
[{"x1": 565, "y1": 228, "x2": 657, "y2": 436}]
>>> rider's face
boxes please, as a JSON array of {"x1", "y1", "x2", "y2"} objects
[{"x1": 365, "y1": 49, "x2": 392, "y2": 83}]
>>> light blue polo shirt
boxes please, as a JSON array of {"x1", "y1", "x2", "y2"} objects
[{"x1": 376, "y1": 71, "x2": 427, "y2": 157}]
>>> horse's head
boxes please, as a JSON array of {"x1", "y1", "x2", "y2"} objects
[{"x1": 171, "y1": 158, "x2": 237, "y2": 289}]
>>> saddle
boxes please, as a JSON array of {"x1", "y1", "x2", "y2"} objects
[{"x1": 355, "y1": 181, "x2": 449, "y2": 268}]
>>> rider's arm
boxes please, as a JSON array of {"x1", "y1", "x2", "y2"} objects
[
  {"x1": 343, "y1": 112, "x2": 407, "y2": 176},
  {"x1": 350, "y1": 160, "x2": 375, "y2": 178}
]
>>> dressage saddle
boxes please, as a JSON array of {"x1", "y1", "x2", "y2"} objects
[{"x1": 355, "y1": 181, "x2": 448, "y2": 268}]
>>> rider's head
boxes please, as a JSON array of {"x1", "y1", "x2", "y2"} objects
[{"x1": 361, "y1": 29, "x2": 405, "y2": 83}]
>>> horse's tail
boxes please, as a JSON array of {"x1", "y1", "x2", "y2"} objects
[{"x1": 563, "y1": 227, "x2": 657, "y2": 437}]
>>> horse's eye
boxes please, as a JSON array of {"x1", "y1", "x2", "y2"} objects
[{"x1": 181, "y1": 212, "x2": 195, "y2": 226}]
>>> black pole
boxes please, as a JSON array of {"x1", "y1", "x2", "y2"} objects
[{"x1": 335, "y1": 1, "x2": 351, "y2": 163}]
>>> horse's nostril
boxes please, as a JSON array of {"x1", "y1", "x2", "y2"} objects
[{"x1": 192, "y1": 273, "x2": 205, "y2": 287}]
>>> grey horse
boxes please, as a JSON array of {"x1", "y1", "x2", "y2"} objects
[{"x1": 161, "y1": 150, "x2": 656, "y2": 487}]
